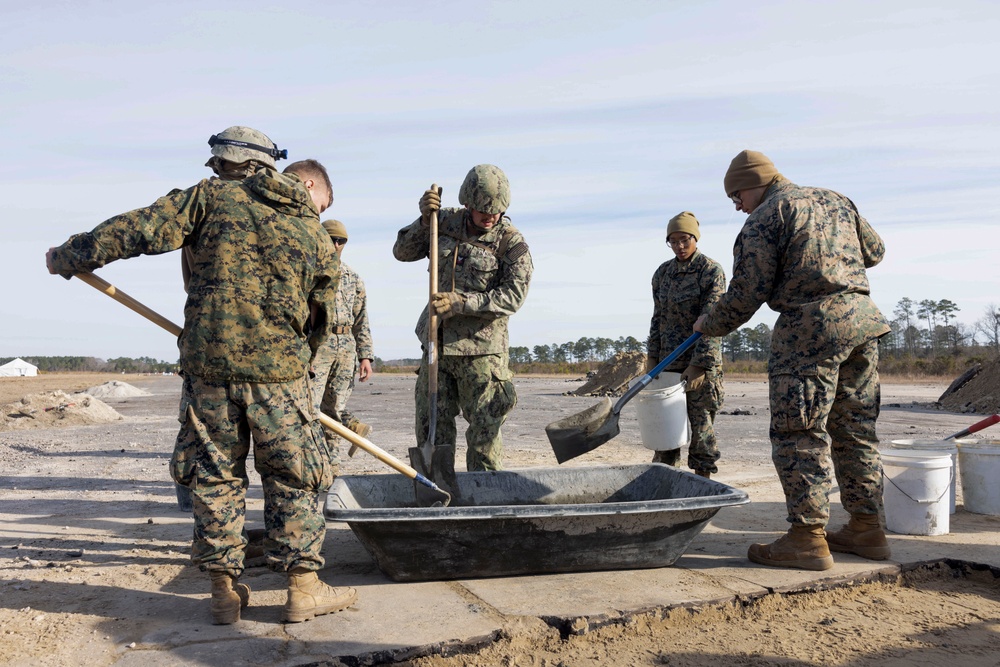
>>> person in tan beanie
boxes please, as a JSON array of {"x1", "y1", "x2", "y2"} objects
[
  {"x1": 311, "y1": 219, "x2": 376, "y2": 472},
  {"x1": 646, "y1": 211, "x2": 726, "y2": 478},
  {"x1": 723, "y1": 150, "x2": 784, "y2": 214},
  {"x1": 695, "y1": 150, "x2": 891, "y2": 572}
]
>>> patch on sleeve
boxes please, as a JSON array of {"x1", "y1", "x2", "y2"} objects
[{"x1": 504, "y1": 242, "x2": 529, "y2": 263}]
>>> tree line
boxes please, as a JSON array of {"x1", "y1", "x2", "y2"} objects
[
  {"x1": 506, "y1": 299, "x2": 1000, "y2": 368},
  {"x1": 883, "y1": 299, "x2": 1000, "y2": 355},
  {"x1": 0, "y1": 356, "x2": 179, "y2": 374}
]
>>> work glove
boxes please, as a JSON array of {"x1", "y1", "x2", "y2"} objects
[
  {"x1": 431, "y1": 291, "x2": 465, "y2": 318},
  {"x1": 419, "y1": 187, "x2": 441, "y2": 226},
  {"x1": 681, "y1": 365, "x2": 706, "y2": 392},
  {"x1": 644, "y1": 356, "x2": 658, "y2": 374}
]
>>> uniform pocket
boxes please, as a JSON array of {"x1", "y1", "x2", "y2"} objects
[
  {"x1": 292, "y1": 396, "x2": 334, "y2": 492},
  {"x1": 488, "y1": 365, "x2": 517, "y2": 417},
  {"x1": 769, "y1": 371, "x2": 825, "y2": 432},
  {"x1": 462, "y1": 250, "x2": 499, "y2": 291}
]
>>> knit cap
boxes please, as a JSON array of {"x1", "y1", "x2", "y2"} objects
[
  {"x1": 724, "y1": 150, "x2": 781, "y2": 195},
  {"x1": 321, "y1": 219, "x2": 348, "y2": 240},
  {"x1": 667, "y1": 211, "x2": 700, "y2": 241}
]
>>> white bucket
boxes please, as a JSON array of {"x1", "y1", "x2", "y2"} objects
[
  {"x1": 881, "y1": 449, "x2": 952, "y2": 536},
  {"x1": 956, "y1": 439, "x2": 1000, "y2": 516},
  {"x1": 630, "y1": 372, "x2": 690, "y2": 451},
  {"x1": 890, "y1": 439, "x2": 957, "y2": 514}
]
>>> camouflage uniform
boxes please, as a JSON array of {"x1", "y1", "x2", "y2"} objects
[
  {"x1": 310, "y1": 262, "x2": 374, "y2": 465},
  {"x1": 393, "y1": 208, "x2": 532, "y2": 471},
  {"x1": 699, "y1": 179, "x2": 890, "y2": 527},
  {"x1": 648, "y1": 250, "x2": 726, "y2": 474},
  {"x1": 49, "y1": 169, "x2": 340, "y2": 576}
]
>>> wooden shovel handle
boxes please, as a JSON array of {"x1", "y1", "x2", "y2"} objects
[{"x1": 75, "y1": 272, "x2": 183, "y2": 337}]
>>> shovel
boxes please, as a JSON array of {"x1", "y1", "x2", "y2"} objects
[
  {"x1": 71, "y1": 271, "x2": 451, "y2": 506},
  {"x1": 945, "y1": 414, "x2": 1000, "y2": 440},
  {"x1": 407, "y1": 185, "x2": 459, "y2": 505},
  {"x1": 546, "y1": 332, "x2": 702, "y2": 464}
]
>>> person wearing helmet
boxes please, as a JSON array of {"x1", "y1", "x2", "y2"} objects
[
  {"x1": 180, "y1": 126, "x2": 288, "y2": 291},
  {"x1": 46, "y1": 156, "x2": 357, "y2": 625},
  {"x1": 311, "y1": 219, "x2": 375, "y2": 468},
  {"x1": 393, "y1": 164, "x2": 533, "y2": 490},
  {"x1": 646, "y1": 211, "x2": 727, "y2": 479},
  {"x1": 174, "y1": 126, "x2": 286, "y2": 555}
]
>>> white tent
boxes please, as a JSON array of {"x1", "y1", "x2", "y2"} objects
[{"x1": 0, "y1": 358, "x2": 38, "y2": 377}]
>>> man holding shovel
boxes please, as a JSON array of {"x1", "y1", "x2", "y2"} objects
[
  {"x1": 694, "y1": 149, "x2": 891, "y2": 571},
  {"x1": 173, "y1": 126, "x2": 283, "y2": 546},
  {"x1": 46, "y1": 158, "x2": 358, "y2": 624},
  {"x1": 393, "y1": 164, "x2": 532, "y2": 492},
  {"x1": 647, "y1": 211, "x2": 726, "y2": 478}
]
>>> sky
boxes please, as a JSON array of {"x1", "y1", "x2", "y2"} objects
[{"x1": 2, "y1": 0, "x2": 999, "y2": 362}]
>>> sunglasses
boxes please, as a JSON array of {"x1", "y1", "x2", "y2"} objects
[
  {"x1": 332, "y1": 237, "x2": 347, "y2": 246},
  {"x1": 729, "y1": 192, "x2": 742, "y2": 205}
]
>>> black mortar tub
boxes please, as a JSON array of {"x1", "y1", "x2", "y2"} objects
[{"x1": 324, "y1": 463, "x2": 749, "y2": 582}]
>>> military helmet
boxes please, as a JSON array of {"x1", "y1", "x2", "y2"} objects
[
  {"x1": 458, "y1": 164, "x2": 510, "y2": 215},
  {"x1": 321, "y1": 219, "x2": 348, "y2": 241},
  {"x1": 207, "y1": 126, "x2": 287, "y2": 169}
]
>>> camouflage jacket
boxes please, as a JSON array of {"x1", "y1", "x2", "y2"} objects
[
  {"x1": 648, "y1": 250, "x2": 726, "y2": 372},
  {"x1": 700, "y1": 180, "x2": 890, "y2": 373},
  {"x1": 328, "y1": 262, "x2": 374, "y2": 360},
  {"x1": 393, "y1": 208, "x2": 532, "y2": 356},
  {"x1": 48, "y1": 169, "x2": 340, "y2": 382}
]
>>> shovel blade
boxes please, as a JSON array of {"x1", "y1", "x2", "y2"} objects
[
  {"x1": 407, "y1": 446, "x2": 456, "y2": 507},
  {"x1": 545, "y1": 398, "x2": 622, "y2": 464}
]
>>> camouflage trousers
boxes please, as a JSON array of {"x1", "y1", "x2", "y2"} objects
[
  {"x1": 310, "y1": 333, "x2": 360, "y2": 469},
  {"x1": 170, "y1": 374, "x2": 333, "y2": 577},
  {"x1": 415, "y1": 353, "x2": 517, "y2": 471},
  {"x1": 769, "y1": 338, "x2": 884, "y2": 527},
  {"x1": 652, "y1": 370, "x2": 724, "y2": 474}
]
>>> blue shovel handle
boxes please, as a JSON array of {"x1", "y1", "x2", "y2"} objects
[{"x1": 612, "y1": 332, "x2": 702, "y2": 416}]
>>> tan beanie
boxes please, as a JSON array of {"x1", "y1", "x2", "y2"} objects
[
  {"x1": 724, "y1": 150, "x2": 781, "y2": 195},
  {"x1": 666, "y1": 211, "x2": 700, "y2": 241},
  {"x1": 321, "y1": 219, "x2": 348, "y2": 241}
]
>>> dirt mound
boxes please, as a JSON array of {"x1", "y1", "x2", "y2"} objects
[
  {"x1": 0, "y1": 390, "x2": 123, "y2": 431},
  {"x1": 939, "y1": 358, "x2": 1000, "y2": 414},
  {"x1": 82, "y1": 380, "x2": 151, "y2": 398},
  {"x1": 571, "y1": 351, "x2": 646, "y2": 397}
]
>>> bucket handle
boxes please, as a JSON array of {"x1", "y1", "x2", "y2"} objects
[{"x1": 882, "y1": 467, "x2": 954, "y2": 505}]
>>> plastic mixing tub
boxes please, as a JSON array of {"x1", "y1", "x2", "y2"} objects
[{"x1": 324, "y1": 463, "x2": 749, "y2": 581}]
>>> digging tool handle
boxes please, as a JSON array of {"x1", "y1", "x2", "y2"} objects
[
  {"x1": 611, "y1": 332, "x2": 702, "y2": 416},
  {"x1": 425, "y1": 184, "x2": 442, "y2": 450},
  {"x1": 945, "y1": 414, "x2": 1000, "y2": 440},
  {"x1": 319, "y1": 414, "x2": 444, "y2": 492},
  {"x1": 75, "y1": 272, "x2": 183, "y2": 337},
  {"x1": 70, "y1": 271, "x2": 450, "y2": 502}
]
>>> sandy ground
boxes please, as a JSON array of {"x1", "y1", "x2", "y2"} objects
[{"x1": 1, "y1": 372, "x2": 998, "y2": 666}]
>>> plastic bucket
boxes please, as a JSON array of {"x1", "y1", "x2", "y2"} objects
[
  {"x1": 955, "y1": 439, "x2": 1000, "y2": 516},
  {"x1": 881, "y1": 449, "x2": 951, "y2": 536},
  {"x1": 890, "y1": 439, "x2": 957, "y2": 514},
  {"x1": 631, "y1": 372, "x2": 690, "y2": 451}
]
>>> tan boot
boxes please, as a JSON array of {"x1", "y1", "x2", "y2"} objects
[
  {"x1": 209, "y1": 571, "x2": 250, "y2": 625},
  {"x1": 244, "y1": 528, "x2": 267, "y2": 569},
  {"x1": 284, "y1": 567, "x2": 358, "y2": 623},
  {"x1": 747, "y1": 525, "x2": 834, "y2": 571},
  {"x1": 696, "y1": 471, "x2": 711, "y2": 479},
  {"x1": 826, "y1": 513, "x2": 891, "y2": 560}
]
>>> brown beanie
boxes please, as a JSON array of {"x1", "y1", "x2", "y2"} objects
[
  {"x1": 666, "y1": 211, "x2": 700, "y2": 242},
  {"x1": 724, "y1": 150, "x2": 781, "y2": 195},
  {"x1": 321, "y1": 219, "x2": 348, "y2": 241}
]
